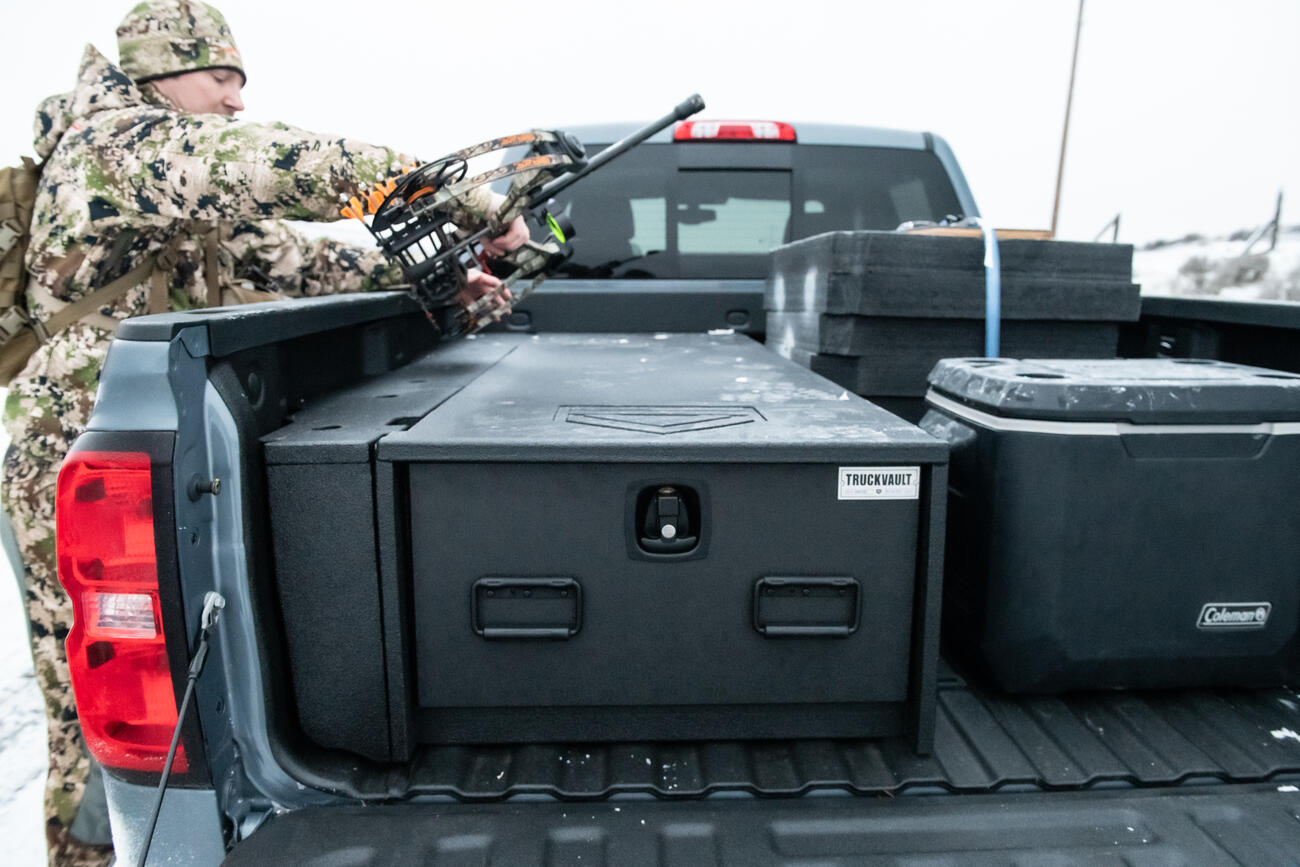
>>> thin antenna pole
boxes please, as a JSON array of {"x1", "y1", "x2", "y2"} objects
[
  {"x1": 1269, "y1": 189, "x2": 1282, "y2": 252},
  {"x1": 1051, "y1": 0, "x2": 1085, "y2": 238}
]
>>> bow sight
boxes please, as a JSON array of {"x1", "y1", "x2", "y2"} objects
[{"x1": 343, "y1": 94, "x2": 706, "y2": 336}]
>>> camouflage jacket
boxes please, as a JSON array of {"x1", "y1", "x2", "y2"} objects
[
  {"x1": 24, "y1": 44, "x2": 435, "y2": 321},
  {"x1": 5, "y1": 44, "x2": 494, "y2": 445}
]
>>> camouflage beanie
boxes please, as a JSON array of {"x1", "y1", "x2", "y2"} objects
[{"x1": 116, "y1": 0, "x2": 245, "y2": 85}]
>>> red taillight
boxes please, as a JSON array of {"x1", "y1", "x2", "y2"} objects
[
  {"x1": 57, "y1": 450, "x2": 186, "y2": 773},
  {"x1": 673, "y1": 120, "x2": 797, "y2": 142}
]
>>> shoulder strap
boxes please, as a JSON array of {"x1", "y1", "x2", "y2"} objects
[
  {"x1": 31, "y1": 223, "x2": 201, "y2": 342},
  {"x1": 193, "y1": 222, "x2": 221, "y2": 308},
  {"x1": 39, "y1": 256, "x2": 156, "y2": 339},
  {"x1": 147, "y1": 231, "x2": 192, "y2": 315}
]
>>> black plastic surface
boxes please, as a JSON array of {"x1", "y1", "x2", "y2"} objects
[
  {"x1": 266, "y1": 462, "x2": 391, "y2": 761},
  {"x1": 375, "y1": 334, "x2": 945, "y2": 748},
  {"x1": 406, "y1": 461, "x2": 922, "y2": 742},
  {"x1": 491, "y1": 279, "x2": 764, "y2": 335},
  {"x1": 226, "y1": 782, "x2": 1300, "y2": 866},
  {"x1": 754, "y1": 577, "x2": 860, "y2": 636},
  {"x1": 1142, "y1": 294, "x2": 1300, "y2": 330},
  {"x1": 766, "y1": 231, "x2": 1139, "y2": 319},
  {"x1": 263, "y1": 335, "x2": 521, "y2": 464},
  {"x1": 473, "y1": 578, "x2": 582, "y2": 639},
  {"x1": 772, "y1": 318, "x2": 1120, "y2": 397},
  {"x1": 928, "y1": 357, "x2": 1300, "y2": 423},
  {"x1": 923, "y1": 372, "x2": 1300, "y2": 693},
  {"x1": 257, "y1": 673, "x2": 1300, "y2": 803},
  {"x1": 1130, "y1": 295, "x2": 1300, "y2": 377},
  {"x1": 769, "y1": 312, "x2": 1120, "y2": 358},
  {"x1": 114, "y1": 291, "x2": 422, "y2": 353},
  {"x1": 379, "y1": 334, "x2": 946, "y2": 463},
  {"x1": 262, "y1": 337, "x2": 519, "y2": 760}
]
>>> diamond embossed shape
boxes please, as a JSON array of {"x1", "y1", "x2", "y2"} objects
[{"x1": 559, "y1": 405, "x2": 764, "y2": 435}]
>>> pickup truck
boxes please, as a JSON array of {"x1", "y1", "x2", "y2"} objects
[{"x1": 61, "y1": 122, "x2": 1300, "y2": 864}]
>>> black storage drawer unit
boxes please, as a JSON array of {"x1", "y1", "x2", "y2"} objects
[
  {"x1": 375, "y1": 333, "x2": 948, "y2": 752},
  {"x1": 921, "y1": 357, "x2": 1300, "y2": 694}
]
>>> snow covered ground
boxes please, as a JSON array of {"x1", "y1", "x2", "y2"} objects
[
  {"x1": 0, "y1": 226, "x2": 1296, "y2": 862},
  {"x1": 1134, "y1": 225, "x2": 1300, "y2": 300},
  {"x1": 0, "y1": 419, "x2": 48, "y2": 866}
]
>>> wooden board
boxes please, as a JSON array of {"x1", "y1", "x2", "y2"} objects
[{"x1": 905, "y1": 227, "x2": 1054, "y2": 240}]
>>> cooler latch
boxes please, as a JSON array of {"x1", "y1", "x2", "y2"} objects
[
  {"x1": 473, "y1": 578, "x2": 581, "y2": 639},
  {"x1": 754, "y1": 577, "x2": 860, "y2": 637}
]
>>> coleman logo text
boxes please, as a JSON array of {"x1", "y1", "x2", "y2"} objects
[
  {"x1": 838, "y1": 466, "x2": 921, "y2": 501},
  {"x1": 1197, "y1": 602, "x2": 1271, "y2": 630}
]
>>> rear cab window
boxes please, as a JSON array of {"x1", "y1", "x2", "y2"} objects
[{"x1": 549, "y1": 141, "x2": 966, "y2": 280}]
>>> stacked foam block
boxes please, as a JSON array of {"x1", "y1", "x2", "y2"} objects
[{"x1": 766, "y1": 231, "x2": 1141, "y2": 419}]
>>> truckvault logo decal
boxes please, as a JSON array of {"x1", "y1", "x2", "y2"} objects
[
  {"x1": 559, "y1": 405, "x2": 765, "y2": 434},
  {"x1": 1197, "y1": 602, "x2": 1271, "y2": 629},
  {"x1": 838, "y1": 466, "x2": 921, "y2": 500}
]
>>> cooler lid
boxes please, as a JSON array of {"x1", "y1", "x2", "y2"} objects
[
  {"x1": 927, "y1": 358, "x2": 1300, "y2": 424},
  {"x1": 379, "y1": 333, "x2": 946, "y2": 463}
]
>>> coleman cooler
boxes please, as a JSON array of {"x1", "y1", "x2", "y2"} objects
[
  {"x1": 920, "y1": 357, "x2": 1300, "y2": 694},
  {"x1": 370, "y1": 333, "x2": 949, "y2": 752}
]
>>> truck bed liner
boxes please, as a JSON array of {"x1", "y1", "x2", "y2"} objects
[{"x1": 395, "y1": 677, "x2": 1300, "y2": 800}]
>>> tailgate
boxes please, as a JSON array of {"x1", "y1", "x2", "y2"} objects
[{"x1": 224, "y1": 783, "x2": 1300, "y2": 865}]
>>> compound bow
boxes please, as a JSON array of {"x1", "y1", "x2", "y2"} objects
[{"x1": 342, "y1": 94, "x2": 705, "y2": 336}]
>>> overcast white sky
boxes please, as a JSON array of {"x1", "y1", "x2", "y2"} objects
[{"x1": 1, "y1": 0, "x2": 1295, "y2": 244}]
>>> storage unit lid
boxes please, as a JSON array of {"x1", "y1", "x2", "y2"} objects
[
  {"x1": 927, "y1": 358, "x2": 1300, "y2": 424},
  {"x1": 379, "y1": 333, "x2": 946, "y2": 463},
  {"x1": 262, "y1": 336, "x2": 520, "y2": 464}
]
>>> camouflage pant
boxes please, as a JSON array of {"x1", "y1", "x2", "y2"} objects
[{"x1": 3, "y1": 325, "x2": 115, "y2": 867}]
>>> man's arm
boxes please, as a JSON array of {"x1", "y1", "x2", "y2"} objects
[
  {"x1": 227, "y1": 220, "x2": 402, "y2": 297},
  {"x1": 89, "y1": 109, "x2": 494, "y2": 225}
]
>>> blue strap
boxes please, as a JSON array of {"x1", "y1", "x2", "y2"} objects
[{"x1": 973, "y1": 219, "x2": 1002, "y2": 357}]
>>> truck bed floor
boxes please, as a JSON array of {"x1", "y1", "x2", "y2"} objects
[{"x1": 395, "y1": 675, "x2": 1300, "y2": 800}]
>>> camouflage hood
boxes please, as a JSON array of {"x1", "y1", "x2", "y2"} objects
[{"x1": 33, "y1": 45, "x2": 155, "y2": 160}]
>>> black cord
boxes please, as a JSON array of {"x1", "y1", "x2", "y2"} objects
[{"x1": 135, "y1": 592, "x2": 223, "y2": 867}]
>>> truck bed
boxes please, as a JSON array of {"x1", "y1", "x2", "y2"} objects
[
  {"x1": 389, "y1": 674, "x2": 1300, "y2": 800},
  {"x1": 261, "y1": 661, "x2": 1300, "y2": 803},
  {"x1": 96, "y1": 292, "x2": 1300, "y2": 865},
  {"x1": 225, "y1": 665, "x2": 1300, "y2": 863}
]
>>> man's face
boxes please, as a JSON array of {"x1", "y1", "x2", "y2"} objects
[{"x1": 149, "y1": 67, "x2": 245, "y2": 116}]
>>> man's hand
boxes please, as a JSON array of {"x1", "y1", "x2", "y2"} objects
[
  {"x1": 458, "y1": 267, "x2": 512, "y2": 320},
  {"x1": 479, "y1": 191, "x2": 530, "y2": 257},
  {"x1": 480, "y1": 215, "x2": 529, "y2": 257}
]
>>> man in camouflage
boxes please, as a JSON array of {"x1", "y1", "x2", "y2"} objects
[{"x1": 3, "y1": 2, "x2": 524, "y2": 864}]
